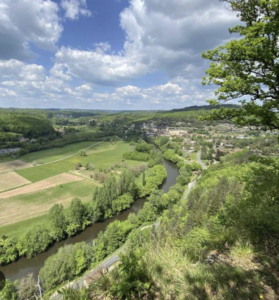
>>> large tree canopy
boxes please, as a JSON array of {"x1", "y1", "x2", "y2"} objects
[{"x1": 202, "y1": 0, "x2": 279, "y2": 129}]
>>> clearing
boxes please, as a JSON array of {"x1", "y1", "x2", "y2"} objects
[
  {"x1": 0, "y1": 172, "x2": 31, "y2": 193},
  {"x1": 0, "y1": 173, "x2": 83, "y2": 199}
]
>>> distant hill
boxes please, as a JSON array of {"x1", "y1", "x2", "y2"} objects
[{"x1": 170, "y1": 104, "x2": 240, "y2": 113}]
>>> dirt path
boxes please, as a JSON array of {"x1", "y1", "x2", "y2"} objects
[
  {"x1": 30, "y1": 142, "x2": 103, "y2": 167},
  {"x1": 197, "y1": 151, "x2": 207, "y2": 170}
]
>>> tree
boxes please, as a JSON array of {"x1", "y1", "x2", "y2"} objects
[
  {"x1": 112, "y1": 194, "x2": 134, "y2": 214},
  {"x1": 49, "y1": 204, "x2": 67, "y2": 240},
  {"x1": 109, "y1": 251, "x2": 152, "y2": 299},
  {"x1": 0, "y1": 280, "x2": 18, "y2": 300},
  {"x1": 118, "y1": 170, "x2": 137, "y2": 197},
  {"x1": 40, "y1": 243, "x2": 91, "y2": 291},
  {"x1": 18, "y1": 226, "x2": 53, "y2": 258},
  {"x1": 142, "y1": 173, "x2": 146, "y2": 186},
  {"x1": 148, "y1": 190, "x2": 165, "y2": 215},
  {"x1": 67, "y1": 198, "x2": 89, "y2": 236},
  {"x1": 0, "y1": 236, "x2": 18, "y2": 264},
  {"x1": 202, "y1": 0, "x2": 279, "y2": 130}
]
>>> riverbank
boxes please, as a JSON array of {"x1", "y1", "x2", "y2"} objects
[
  {"x1": 49, "y1": 175, "x2": 197, "y2": 300},
  {"x1": 0, "y1": 159, "x2": 178, "y2": 283}
]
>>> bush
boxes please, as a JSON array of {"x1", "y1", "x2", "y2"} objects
[{"x1": 40, "y1": 243, "x2": 92, "y2": 290}]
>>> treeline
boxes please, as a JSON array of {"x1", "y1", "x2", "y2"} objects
[
  {"x1": 154, "y1": 136, "x2": 202, "y2": 172},
  {"x1": 0, "y1": 166, "x2": 166, "y2": 266},
  {"x1": 2, "y1": 131, "x2": 110, "y2": 158},
  {"x1": 123, "y1": 141, "x2": 163, "y2": 167},
  {"x1": 31, "y1": 167, "x2": 182, "y2": 293}
]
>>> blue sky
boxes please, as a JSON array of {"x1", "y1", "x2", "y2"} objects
[{"x1": 0, "y1": 0, "x2": 238, "y2": 110}]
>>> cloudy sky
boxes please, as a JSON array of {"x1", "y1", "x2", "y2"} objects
[{"x1": 0, "y1": 0, "x2": 238, "y2": 110}]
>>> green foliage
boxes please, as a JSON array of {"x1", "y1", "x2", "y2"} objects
[
  {"x1": 202, "y1": 0, "x2": 279, "y2": 129},
  {"x1": 67, "y1": 198, "x2": 90, "y2": 236},
  {"x1": 134, "y1": 141, "x2": 153, "y2": 153},
  {"x1": 40, "y1": 242, "x2": 92, "y2": 290},
  {"x1": 0, "y1": 113, "x2": 55, "y2": 139},
  {"x1": 0, "y1": 280, "x2": 18, "y2": 300},
  {"x1": 140, "y1": 165, "x2": 167, "y2": 197},
  {"x1": 148, "y1": 149, "x2": 163, "y2": 167},
  {"x1": 49, "y1": 204, "x2": 67, "y2": 240},
  {"x1": 92, "y1": 220, "x2": 135, "y2": 264},
  {"x1": 123, "y1": 141, "x2": 155, "y2": 162},
  {"x1": 112, "y1": 194, "x2": 134, "y2": 215},
  {"x1": 177, "y1": 164, "x2": 193, "y2": 186},
  {"x1": 123, "y1": 151, "x2": 150, "y2": 162},
  {"x1": 0, "y1": 236, "x2": 18, "y2": 264},
  {"x1": 118, "y1": 170, "x2": 137, "y2": 197},
  {"x1": 17, "y1": 226, "x2": 53, "y2": 258},
  {"x1": 162, "y1": 149, "x2": 183, "y2": 165},
  {"x1": 189, "y1": 161, "x2": 202, "y2": 171},
  {"x1": 57, "y1": 286, "x2": 91, "y2": 300},
  {"x1": 184, "y1": 228, "x2": 211, "y2": 261},
  {"x1": 109, "y1": 251, "x2": 152, "y2": 299}
]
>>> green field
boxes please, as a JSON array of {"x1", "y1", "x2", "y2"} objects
[
  {"x1": 1, "y1": 140, "x2": 144, "y2": 237},
  {"x1": 21, "y1": 141, "x2": 95, "y2": 163},
  {"x1": 0, "y1": 214, "x2": 50, "y2": 238},
  {"x1": 0, "y1": 180, "x2": 97, "y2": 237},
  {"x1": 17, "y1": 141, "x2": 135, "y2": 182},
  {"x1": 184, "y1": 151, "x2": 198, "y2": 161}
]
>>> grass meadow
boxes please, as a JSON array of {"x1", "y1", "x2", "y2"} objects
[
  {"x1": 0, "y1": 180, "x2": 96, "y2": 237},
  {"x1": 0, "y1": 140, "x2": 143, "y2": 237},
  {"x1": 20, "y1": 141, "x2": 95, "y2": 163},
  {"x1": 17, "y1": 141, "x2": 133, "y2": 182}
]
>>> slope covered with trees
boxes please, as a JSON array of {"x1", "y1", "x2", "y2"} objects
[{"x1": 0, "y1": 113, "x2": 55, "y2": 146}]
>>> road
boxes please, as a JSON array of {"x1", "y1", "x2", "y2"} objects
[
  {"x1": 50, "y1": 170, "x2": 198, "y2": 299},
  {"x1": 50, "y1": 220, "x2": 163, "y2": 299},
  {"x1": 197, "y1": 151, "x2": 207, "y2": 170},
  {"x1": 50, "y1": 247, "x2": 124, "y2": 300},
  {"x1": 183, "y1": 179, "x2": 197, "y2": 200}
]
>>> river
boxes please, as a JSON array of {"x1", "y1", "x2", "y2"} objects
[{"x1": 0, "y1": 159, "x2": 179, "y2": 282}]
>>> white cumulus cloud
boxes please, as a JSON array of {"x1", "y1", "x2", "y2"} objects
[
  {"x1": 61, "y1": 0, "x2": 91, "y2": 20},
  {"x1": 53, "y1": 0, "x2": 237, "y2": 87},
  {"x1": 0, "y1": 0, "x2": 63, "y2": 60}
]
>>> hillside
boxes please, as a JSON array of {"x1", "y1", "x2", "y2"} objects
[
  {"x1": 77, "y1": 150, "x2": 279, "y2": 299},
  {"x1": 0, "y1": 112, "x2": 55, "y2": 147}
]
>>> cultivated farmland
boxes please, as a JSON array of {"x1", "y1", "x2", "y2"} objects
[
  {"x1": 0, "y1": 140, "x2": 142, "y2": 237},
  {"x1": 0, "y1": 172, "x2": 31, "y2": 192},
  {"x1": 0, "y1": 172, "x2": 82, "y2": 199},
  {"x1": 0, "y1": 160, "x2": 32, "y2": 173}
]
